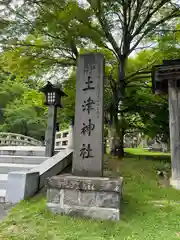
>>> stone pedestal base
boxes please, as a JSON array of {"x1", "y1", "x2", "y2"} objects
[
  {"x1": 46, "y1": 174, "x2": 123, "y2": 221},
  {"x1": 170, "y1": 178, "x2": 180, "y2": 190}
]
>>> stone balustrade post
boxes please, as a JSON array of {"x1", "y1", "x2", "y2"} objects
[{"x1": 68, "y1": 117, "x2": 74, "y2": 149}]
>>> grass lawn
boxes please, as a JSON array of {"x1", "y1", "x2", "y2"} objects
[
  {"x1": 1, "y1": 154, "x2": 180, "y2": 240},
  {"x1": 124, "y1": 148, "x2": 171, "y2": 162},
  {"x1": 124, "y1": 147, "x2": 170, "y2": 156}
]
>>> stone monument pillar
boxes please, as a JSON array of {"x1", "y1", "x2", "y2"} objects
[
  {"x1": 46, "y1": 53, "x2": 123, "y2": 221},
  {"x1": 72, "y1": 53, "x2": 104, "y2": 177}
]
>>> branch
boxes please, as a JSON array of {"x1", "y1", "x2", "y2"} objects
[
  {"x1": 126, "y1": 68, "x2": 152, "y2": 82},
  {"x1": 133, "y1": 43, "x2": 155, "y2": 51},
  {"x1": 40, "y1": 30, "x2": 62, "y2": 41},
  {"x1": 38, "y1": 57, "x2": 76, "y2": 66},
  {"x1": 127, "y1": 0, "x2": 133, "y2": 27},
  {"x1": 128, "y1": 0, "x2": 145, "y2": 33},
  {"x1": 19, "y1": 51, "x2": 76, "y2": 66},
  {"x1": 132, "y1": 0, "x2": 170, "y2": 38},
  {"x1": 122, "y1": 0, "x2": 128, "y2": 28},
  {"x1": 103, "y1": 44, "x2": 118, "y2": 57},
  {"x1": 88, "y1": 0, "x2": 120, "y2": 57},
  {"x1": 108, "y1": 73, "x2": 117, "y2": 92},
  {"x1": 5, "y1": 4, "x2": 35, "y2": 27},
  {"x1": 2, "y1": 42, "x2": 52, "y2": 49},
  {"x1": 121, "y1": 0, "x2": 131, "y2": 55},
  {"x1": 126, "y1": 84, "x2": 151, "y2": 89},
  {"x1": 130, "y1": 10, "x2": 180, "y2": 53},
  {"x1": 111, "y1": 12, "x2": 124, "y2": 26}
]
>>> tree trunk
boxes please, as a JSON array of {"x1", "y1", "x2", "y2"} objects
[
  {"x1": 110, "y1": 111, "x2": 125, "y2": 158},
  {"x1": 108, "y1": 55, "x2": 127, "y2": 158},
  {"x1": 111, "y1": 57, "x2": 127, "y2": 157},
  {"x1": 110, "y1": 128, "x2": 125, "y2": 157},
  {"x1": 22, "y1": 121, "x2": 28, "y2": 136}
]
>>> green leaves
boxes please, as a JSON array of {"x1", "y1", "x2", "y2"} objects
[
  {"x1": 0, "y1": 0, "x2": 179, "y2": 145},
  {"x1": 2, "y1": 90, "x2": 47, "y2": 139},
  {"x1": 0, "y1": 72, "x2": 47, "y2": 139}
]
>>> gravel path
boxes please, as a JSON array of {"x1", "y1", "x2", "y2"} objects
[{"x1": 0, "y1": 203, "x2": 14, "y2": 222}]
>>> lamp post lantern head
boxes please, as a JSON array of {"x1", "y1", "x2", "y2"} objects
[{"x1": 39, "y1": 81, "x2": 67, "y2": 107}]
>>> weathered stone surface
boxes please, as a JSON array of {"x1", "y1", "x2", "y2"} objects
[
  {"x1": 170, "y1": 178, "x2": 180, "y2": 189},
  {"x1": 46, "y1": 175, "x2": 123, "y2": 221},
  {"x1": 47, "y1": 188, "x2": 120, "y2": 209},
  {"x1": 6, "y1": 171, "x2": 39, "y2": 204},
  {"x1": 63, "y1": 189, "x2": 79, "y2": 206},
  {"x1": 35, "y1": 149, "x2": 72, "y2": 189},
  {"x1": 72, "y1": 53, "x2": 105, "y2": 177},
  {"x1": 46, "y1": 174, "x2": 123, "y2": 192},
  {"x1": 47, "y1": 203, "x2": 120, "y2": 221},
  {"x1": 80, "y1": 191, "x2": 120, "y2": 208},
  {"x1": 80, "y1": 191, "x2": 96, "y2": 207},
  {"x1": 95, "y1": 191, "x2": 120, "y2": 208},
  {"x1": 47, "y1": 188, "x2": 60, "y2": 204}
]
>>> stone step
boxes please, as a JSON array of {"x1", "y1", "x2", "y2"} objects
[
  {"x1": 0, "y1": 174, "x2": 8, "y2": 189},
  {"x1": 0, "y1": 146, "x2": 46, "y2": 156},
  {"x1": 0, "y1": 189, "x2": 6, "y2": 203},
  {"x1": 0, "y1": 155, "x2": 48, "y2": 164},
  {"x1": 0, "y1": 163, "x2": 37, "y2": 174}
]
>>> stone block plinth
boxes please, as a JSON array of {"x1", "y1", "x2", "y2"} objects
[
  {"x1": 6, "y1": 171, "x2": 39, "y2": 203},
  {"x1": 46, "y1": 174, "x2": 123, "y2": 221}
]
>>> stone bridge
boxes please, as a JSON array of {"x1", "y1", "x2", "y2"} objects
[
  {"x1": 0, "y1": 128, "x2": 73, "y2": 204},
  {"x1": 0, "y1": 132, "x2": 42, "y2": 147},
  {"x1": 0, "y1": 130, "x2": 72, "y2": 149}
]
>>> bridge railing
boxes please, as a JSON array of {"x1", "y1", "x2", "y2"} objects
[
  {"x1": 0, "y1": 129, "x2": 73, "y2": 148},
  {"x1": 0, "y1": 132, "x2": 42, "y2": 146},
  {"x1": 55, "y1": 129, "x2": 72, "y2": 149},
  {"x1": 0, "y1": 129, "x2": 136, "y2": 149}
]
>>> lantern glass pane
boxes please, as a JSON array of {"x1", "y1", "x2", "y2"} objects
[{"x1": 47, "y1": 92, "x2": 56, "y2": 104}]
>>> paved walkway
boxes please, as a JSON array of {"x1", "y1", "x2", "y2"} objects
[
  {"x1": 0, "y1": 203, "x2": 14, "y2": 222},
  {"x1": 0, "y1": 204, "x2": 8, "y2": 221}
]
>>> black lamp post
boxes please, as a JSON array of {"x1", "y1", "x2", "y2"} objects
[
  {"x1": 70, "y1": 115, "x2": 75, "y2": 128},
  {"x1": 40, "y1": 81, "x2": 67, "y2": 157}
]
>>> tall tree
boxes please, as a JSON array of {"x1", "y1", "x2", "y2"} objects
[
  {"x1": 0, "y1": 70, "x2": 47, "y2": 139},
  {"x1": 1, "y1": 88, "x2": 47, "y2": 139},
  {"x1": 0, "y1": 0, "x2": 179, "y2": 156}
]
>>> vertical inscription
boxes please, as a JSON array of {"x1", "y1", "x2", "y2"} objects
[
  {"x1": 82, "y1": 97, "x2": 95, "y2": 114},
  {"x1": 96, "y1": 75, "x2": 100, "y2": 119}
]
